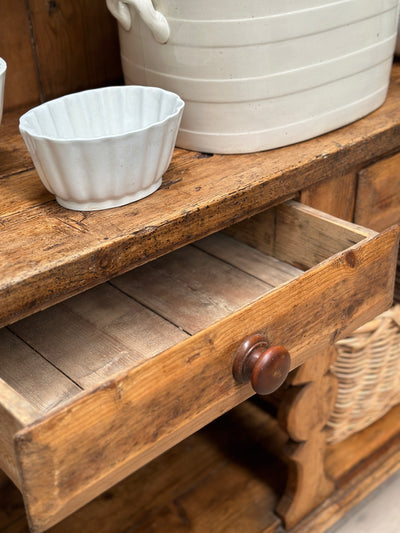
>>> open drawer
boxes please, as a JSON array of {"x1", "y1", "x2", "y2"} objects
[{"x1": 0, "y1": 201, "x2": 398, "y2": 532}]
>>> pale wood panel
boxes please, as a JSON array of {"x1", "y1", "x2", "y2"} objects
[
  {"x1": 224, "y1": 208, "x2": 276, "y2": 255},
  {"x1": 9, "y1": 283, "x2": 187, "y2": 388},
  {"x1": 0, "y1": 328, "x2": 81, "y2": 413},
  {"x1": 354, "y1": 152, "x2": 400, "y2": 232},
  {"x1": 0, "y1": 378, "x2": 39, "y2": 487},
  {"x1": 300, "y1": 172, "x2": 358, "y2": 222},
  {"x1": 28, "y1": 0, "x2": 122, "y2": 101},
  {"x1": 223, "y1": 202, "x2": 375, "y2": 271},
  {"x1": 273, "y1": 202, "x2": 376, "y2": 269},
  {"x1": 13, "y1": 224, "x2": 398, "y2": 532},
  {"x1": 9, "y1": 304, "x2": 139, "y2": 389},
  {"x1": 61, "y1": 283, "x2": 188, "y2": 357},
  {"x1": 0, "y1": 0, "x2": 40, "y2": 111},
  {"x1": 110, "y1": 243, "x2": 277, "y2": 334},
  {"x1": 195, "y1": 233, "x2": 303, "y2": 285}
]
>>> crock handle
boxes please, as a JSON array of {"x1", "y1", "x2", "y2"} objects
[{"x1": 106, "y1": 0, "x2": 170, "y2": 43}]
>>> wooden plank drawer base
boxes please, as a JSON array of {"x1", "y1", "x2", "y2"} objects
[{"x1": 0, "y1": 202, "x2": 398, "y2": 532}]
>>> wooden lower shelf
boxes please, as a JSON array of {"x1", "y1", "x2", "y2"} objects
[{"x1": 1, "y1": 401, "x2": 399, "y2": 533}]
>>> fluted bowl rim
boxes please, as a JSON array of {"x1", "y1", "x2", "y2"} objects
[{"x1": 19, "y1": 85, "x2": 185, "y2": 143}]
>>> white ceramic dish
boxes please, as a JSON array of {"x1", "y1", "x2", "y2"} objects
[
  {"x1": 19, "y1": 86, "x2": 184, "y2": 210},
  {"x1": 0, "y1": 58, "x2": 6, "y2": 124},
  {"x1": 108, "y1": 0, "x2": 399, "y2": 154}
]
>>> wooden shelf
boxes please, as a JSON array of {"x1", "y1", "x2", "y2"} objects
[
  {"x1": 1, "y1": 64, "x2": 400, "y2": 327},
  {"x1": 0, "y1": 401, "x2": 399, "y2": 533}
]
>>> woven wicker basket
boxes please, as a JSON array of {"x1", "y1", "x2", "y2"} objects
[{"x1": 326, "y1": 304, "x2": 400, "y2": 445}]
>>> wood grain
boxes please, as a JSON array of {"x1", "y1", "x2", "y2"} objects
[
  {"x1": 354, "y1": 152, "x2": 400, "y2": 232},
  {"x1": 0, "y1": 328, "x2": 81, "y2": 412},
  {"x1": 0, "y1": 379, "x2": 39, "y2": 487},
  {"x1": 0, "y1": 108, "x2": 35, "y2": 179},
  {"x1": 110, "y1": 242, "x2": 282, "y2": 334},
  {"x1": 10, "y1": 283, "x2": 188, "y2": 388},
  {"x1": 275, "y1": 348, "x2": 337, "y2": 529},
  {"x1": 27, "y1": 0, "x2": 122, "y2": 101},
  {"x1": 300, "y1": 172, "x2": 358, "y2": 222},
  {"x1": 11, "y1": 213, "x2": 398, "y2": 531},
  {"x1": 272, "y1": 202, "x2": 375, "y2": 269},
  {"x1": 0, "y1": 0, "x2": 122, "y2": 111},
  {"x1": 325, "y1": 403, "x2": 400, "y2": 482},
  {"x1": 2, "y1": 65, "x2": 400, "y2": 327},
  {"x1": 0, "y1": 401, "x2": 286, "y2": 533},
  {"x1": 290, "y1": 412, "x2": 400, "y2": 533},
  {"x1": 0, "y1": 0, "x2": 40, "y2": 111},
  {"x1": 3, "y1": 233, "x2": 296, "y2": 468},
  {"x1": 195, "y1": 233, "x2": 302, "y2": 286},
  {"x1": 0, "y1": 403, "x2": 399, "y2": 533}
]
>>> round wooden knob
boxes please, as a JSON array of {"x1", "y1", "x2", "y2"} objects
[{"x1": 232, "y1": 334, "x2": 290, "y2": 395}]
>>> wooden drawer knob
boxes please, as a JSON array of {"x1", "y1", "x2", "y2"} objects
[{"x1": 232, "y1": 334, "x2": 290, "y2": 395}]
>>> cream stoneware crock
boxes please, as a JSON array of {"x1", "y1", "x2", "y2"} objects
[{"x1": 107, "y1": 0, "x2": 400, "y2": 154}]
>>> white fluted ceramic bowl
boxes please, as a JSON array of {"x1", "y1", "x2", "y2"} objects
[
  {"x1": 0, "y1": 58, "x2": 6, "y2": 124},
  {"x1": 19, "y1": 86, "x2": 184, "y2": 210}
]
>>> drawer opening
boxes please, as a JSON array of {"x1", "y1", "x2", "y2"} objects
[{"x1": 0, "y1": 202, "x2": 384, "y2": 451}]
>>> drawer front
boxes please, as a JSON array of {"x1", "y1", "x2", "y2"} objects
[{"x1": 8, "y1": 202, "x2": 399, "y2": 531}]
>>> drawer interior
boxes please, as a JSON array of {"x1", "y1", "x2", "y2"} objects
[
  {"x1": 1, "y1": 232, "x2": 303, "y2": 417},
  {"x1": 0, "y1": 201, "x2": 375, "y2": 424}
]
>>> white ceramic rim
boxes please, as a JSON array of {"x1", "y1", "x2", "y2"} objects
[
  {"x1": 0, "y1": 58, "x2": 6, "y2": 76},
  {"x1": 19, "y1": 85, "x2": 185, "y2": 143}
]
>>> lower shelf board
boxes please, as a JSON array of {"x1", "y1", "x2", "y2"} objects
[{"x1": 0, "y1": 402, "x2": 399, "y2": 533}]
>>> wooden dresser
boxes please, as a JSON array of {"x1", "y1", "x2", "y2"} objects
[{"x1": 1, "y1": 4, "x2": 400, "y2": 532}]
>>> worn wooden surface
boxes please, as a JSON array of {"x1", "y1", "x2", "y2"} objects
[
  {"x1": 0, "y1": 380, "x2": 39, "y2": 487},
  {"x1": 0, "y1": 0, "x2": 40, "y2": 111},
  {"x1": 0, "y1": 328, "x2": 81, "y2": 413},
  {"x1": 0, "y1": 0, "x2": 122, "y2": 111},
  {"x1": 1, "y1": 64, "x2": 400, "y2": 327},
  {"x1": 275, "y1": 348, "x2": 337, "y2": 529},
  {"x1": 300, "y1": 172, "x2": 358, "y2": 222},
  {"x1": 290, "y1": 406, "x2": 400, "y2": 533},
  {"x1": 354, "y1": 152, "x2": 400, "y2": 232},
  {"x1": 0, "y1": 402, "x2": 399, "y2": 533},
  {"x1": 5, "y1": 234, "x2": 298, "y2": 399},
  {"x1": 8, "y1": 205, "x2": 398, "y2": 532}
]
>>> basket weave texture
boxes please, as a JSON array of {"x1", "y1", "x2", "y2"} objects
[{"x1": 326, "y1": 304, "x2": 400, "y2": 445}]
